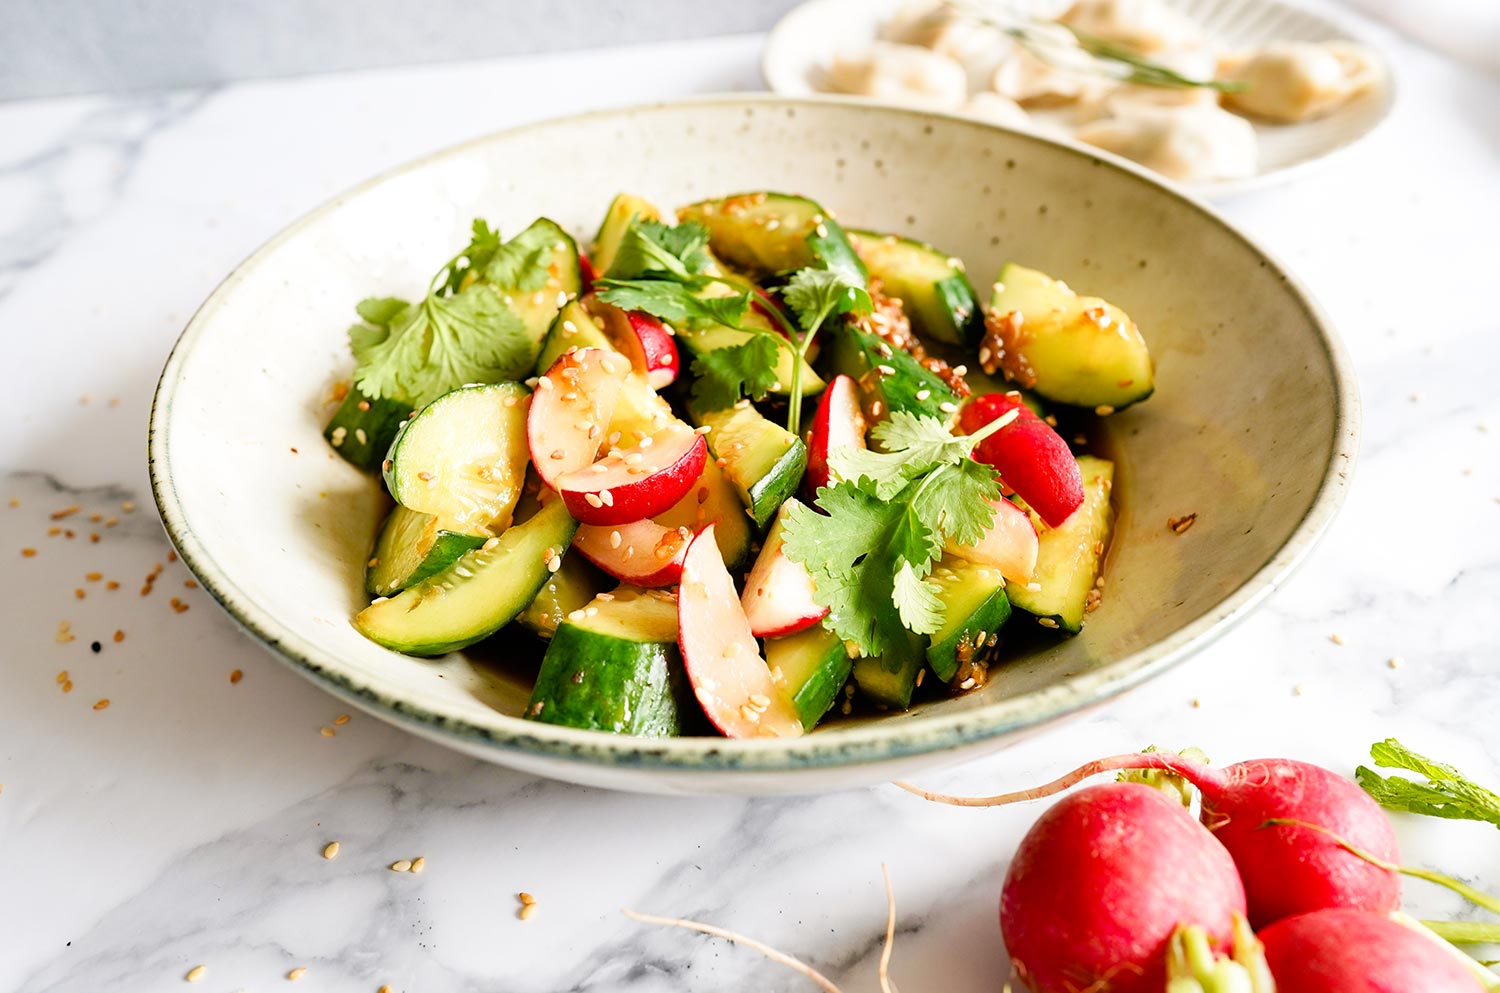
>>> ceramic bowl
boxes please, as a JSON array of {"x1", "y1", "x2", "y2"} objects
[
  {"x1": 149, "y1": 96, "x2": 1358, "y2": 795},
  {"x1": 762, "y1": 0, "x2": 1396, "y2": 198}
]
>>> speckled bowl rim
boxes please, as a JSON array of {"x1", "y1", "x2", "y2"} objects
[{"x1": 149, "y1": 94, "x2": 1360, "y2": 778}]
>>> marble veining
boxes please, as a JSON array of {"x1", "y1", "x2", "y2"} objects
[{"x1": 2, "y1": 23, "x2": 1499, "y2": 993}]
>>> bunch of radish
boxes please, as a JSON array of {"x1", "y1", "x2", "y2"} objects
[{"x1": 904, "y1": 749, "x2": 1498, "y2": 991}]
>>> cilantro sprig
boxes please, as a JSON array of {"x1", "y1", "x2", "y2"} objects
[
  {"x1": 350, "y1": 220, "x2": 535, "y2": 408},
  {"x1": 1357, "y1": 739, "x2": 1500, "y2": 828},
  {"x1": 593, "y1": 217, "x2": 869, "y2": 432},
  {"x1": 783, "y1": 409, "x2": 1019, "y2": 657}
]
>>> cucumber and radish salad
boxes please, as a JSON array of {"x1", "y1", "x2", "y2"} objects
[{"x1": 324, "y1": 191, "x2": 1157, "y2": 739}]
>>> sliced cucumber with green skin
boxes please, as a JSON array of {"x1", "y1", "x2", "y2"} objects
[
  {"x1": 926, "y1": 557, "x2": 1011, "y2": 682},
  {"x1": 690, "y1": 402, "x2": 808, "y2": 531},
  {"x1": 677, "y1": 192, "x2": 866, "y2": 281},
  {"x1": 593, "y1": 193, "x2": 664, "y2": 276},
  {"x1": 851, "y1": 629, "x2": 927, "y2": 711},
  {"x1": 766, "y1": 624, "x2": 853, "y2": 730},
  {"x1": 1008, "y1": 455, "x2": 1114, "y2": 634},
  {"x1": 384, "y1": 382, "x2": 530, "y2": 535},
  {"x1": 849, "y1": 230, "x2": 984, "y2": 346},
  {"x1": 988, "y1": 263, "x2": 1153, "y2": 410},
  {"x1": 483, "y1": 218, "x2": 582, "y2": 364},
  {"x1": 676, "y1": 325, "x2": 825, "y2": 399},
  {"x1": 354, "y1": 498, "x2": 578, "y2": 656},
  {"x1": 826, "y1": 324, "x2": 961, "y2": 432},
  {"x1": 515, "y1": 550, "x2": 611, "y2": 640},
  {"x1": 534, "y1": 300, "x2": 614, "y2": 375},
  {"x1": 366, "y1": 506, "x2": 487, "y2": 598},
  {"x1": 324, "y1": 388, "x2": 412, "y2": 471},
  {"x1": 525, "y1": 586, "x2": 691, "y2": 736}
]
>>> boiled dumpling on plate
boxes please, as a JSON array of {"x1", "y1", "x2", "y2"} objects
[
  {"x1": 1060, "y1": 0, "x2": 1202, "y2": 54},
  {"x1": 962, "y1": 92, "x2": 1032, "y2": 128},
  {"x1": 828, "y1": 41, "x2": 968, "y2": 109},
  {"x1": 1220, "y1": 41, "x2": 1381, "y2": 123},
  {"x1": 1074, "y1": 46, "x2": 1220, "y2": 122},
  {"x1": 992, "y1": 42, "x2": 1114, "y2": 106},
  {"x1": 1076, "y1": 105, "x2": 1257, "y2": 182}
]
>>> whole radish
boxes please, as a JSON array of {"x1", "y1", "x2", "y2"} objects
[
  {"x1": 1259, "y1": 909, "x2": 1488, "y2": 992},
  {"x1": 1000, "y1": 781, "x2": 1247, "y2": 993},
  {"x1": 907, "y1": 751, "x2": 1400, "y2": 928}
]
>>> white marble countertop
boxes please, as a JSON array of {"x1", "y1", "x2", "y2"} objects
[{"x1": 2, "y1": 23, "x2": 1499, "y2": 993}]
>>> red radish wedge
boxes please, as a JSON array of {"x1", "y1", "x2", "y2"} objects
[
  {"x1": 946, "y1": 497, "x2": 1039, "y2": 584},
  {"x1": 599, "y1": 301, "x2": 681, "y2": 390},
  {"x1": 741, "y1": 500, "x2": 827, "y2": 638},
  {"x1": 1259, "y1": 909, "x2": 1487, "y2": 992},
  {"x1": 960, "y1": 392, "x2": 1083, "y2": 528},
  {"x1": 904, "y1": 751, "x2": 1401, "y2": 930},
  {"x1": 1000, "y1": 782, "x2": 1247, "y2": 993},
  {"x1": 555, "y1": 423, "x2": 707, "y2": 526},
  {"x1": 803, "y1": 374, "x2": 866, "y2": 497},
  {"x1": 573, "y1": 517, "x2": 693, "y2": 588},
  {"x1": 678, "y1": 526, "x2": 803, "y2": 739},
  {"x1": 527, "y1": 347, "x2": 628, "y2": 489}
]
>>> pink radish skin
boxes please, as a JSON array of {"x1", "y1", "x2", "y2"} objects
[
  {"x1": 946, "y1": 497, "x2": 1039, "y2": 584},
  {"x1": 1001, "y1": 782, "x2": 1247, "y2": 993},
  {"x1": 741, "y1": 499, "x2": 827, "y2": 638},
  {"x1": 572, "y1": 518, "x2": 692, "y2": 588},
  {"x1": 599, "y1": 303, "x2": 680, "y2": 390},
  {"x1": 526, "y1": 347, "x2": 628, "y2": 488},
  {"x1": 1259, "y1": 909, "x2": 1486, "y2": 992},
  {"x1": 555, "y1": 424, "x2": 707, "y2": 526},
  {"x1": 678, "y1": 526, "x2": 803, "y2": 739},
  {"x1": 909, "y1": 752, "x2": 1401, "y2": 929},
  {"x1": 803, "y1": 374, "x2": 866, "y2": 497}
]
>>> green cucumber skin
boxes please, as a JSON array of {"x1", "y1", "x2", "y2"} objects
[
  {"x1": 325, "y1": 388, "x2": 412, "y2": 471},
  {"x1": 927, "y1": 587, "x2": 1011, "y2": 683},
  {"x1": 678, "y1": 193, "x2": 866, "y2": 284},
  {"x1": 849, "y1": 229, "x2": 982, "y2": 346},
  {"x1": 515, "y1": 553, "x2": 610, "y2": 640},
  {"x1": 690, "y1": 403, "x2": 809, "y2": 532},
  {"x1": 365, "y1": 506, "x2": 487, "y2": 598},
  {"x1": 1008, "y1": 455, "x2": 1115, "y2": 634},
  {"x1": 851, "y1": 630, "x2": 927, "y2": 711},
  {"x1": 933, "y1": 275, "x2": 986, "y2": 347},
  {"x1": 745, "y1": 438, "x2": 808, "y2": 531},
  {"x1": 534, "y1": 301, "x2": 614, "y2": 376},
  {"x1": 353, "y1": 499, "x2": 578, "y2": 656},
  {"x1": 525, "y1": 623, "x2": 690, "y2": 736},
  {"x1": 827, "y1": 325, "x2": 960, "y2": 430},
  {"x1": 806, "y1": 218, "x2": 867, "y2": 284},
  {"x1": 766, "y1": 625, "x2": 853, "y2": 730}
]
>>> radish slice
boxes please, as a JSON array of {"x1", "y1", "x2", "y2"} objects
[
  {"x1": 960, "y1": 393, "x2": 1083, "y2": 528},
  {"x1": 573, "y1": 517, "x2": 693, "y2": 588},
  {"x1": 679, "y1": 526, "x2": 804, "y2": 739},
  {"x1": 947, "y1": 497, "x2": 1039, "y2": 584},
  {"x1": 804, "y1": 373, "x2": 866, "y2": 497},
  {"x1": 741, "y1": 499, "x2": 827, "y2": 638},
  {"x1": 555, "y1": 423, "x2": 707, "y2": 526},
  {"x1": 526, "y1": 347, "x2": 628, "y2": 489},
  {"x1": 599, "y1": 301, "x2": 681, "y2": 391}
]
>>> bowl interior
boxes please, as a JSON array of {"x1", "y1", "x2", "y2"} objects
[{"x1": 151, "y1": 97, "x2": 1353, "y2": 787}]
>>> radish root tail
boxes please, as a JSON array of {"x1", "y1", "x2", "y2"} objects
[
  {"x1": 622, "y1": 908, "x2": 846, "y2": 993},
  {"x1": 893, "y1": 752, "x2": 1218, "y2": 808},
  {"x1": 879, "y1": 863, "x2": 900, "y2": 993}
]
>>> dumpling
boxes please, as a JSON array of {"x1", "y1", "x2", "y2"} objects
[
  {"x1": 1076, "y1": 106, "x2": 1258, "y2": 182},
  {"x1": 1221, "y1": 41, "x2": 1381, "y2": 123},
  {"x1": 828, "y1": 42, "x2": 968, "y2": 110},
  {"x1": 992, "y1": 41, "x2": 1114, "y2": 106},
  {"x1": 883, "y1": 4, "x2": 1017, "y2": 91},
  {"x1": 1060, "y1": 0, "x2": 1202, "y2": 54},
  {"x1": 962, "y1": 92, "x2": 1032, "y2": 129},
  {"x1": 1074, "y1": 47, "x2": 1220, "y2": 122}
]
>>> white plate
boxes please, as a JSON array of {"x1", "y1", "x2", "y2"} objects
[{"x1": 762, "y1": 0, "x2": 1395, "y2": 198}]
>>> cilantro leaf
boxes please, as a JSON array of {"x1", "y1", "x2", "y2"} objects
[
  {"x1": 595, "y1": 278, "x2": 750, "y2": 330},
  {"x1": 484, "y1": 224, "x2": 554, "y2": 292},
  {"x1": 355, "y1": 296, "x2": 411, "y2": 327},
  {"x1": 1356, "y1": 739, "x2": 1500, "y2": 828},
  {"x1": 911, "y1": 459, "x2": 1004, "y2": 548},
  {"x1": 892, "y1": 560, "x2": 944, "y2": 634},
  {"x1": 690, "y1": 334, "x2": 783, "y2": 412},
  {"x1": 827, "y1": 411, "x2": 1008, "y2": 503},
  {"x1": 439, "y1": 220, "x2": 503, "y2": 293},
  {"x1": 781, "y1": 266, "x2": 873, "y2": 330},
  {"x1": 351, "y1": 283, "x2": 532, "y2": 407},
  {"x1": 605, "y1": 219, "x2": 712, "y2": 280}
]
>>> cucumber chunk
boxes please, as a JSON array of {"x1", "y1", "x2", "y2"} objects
[
  {"x1": 849, "y1": 230, "x2": 984, "y2": 346},
  {"x1": 987, "y1": 264, "x2": 1153, "y2": 410},
  {"x1": 593, "y1": 193, "x2": 664, "y2": 276},
  {"x1": 525, "y1": 586, "x2": 691, "y2": 736},
  {"x1": 1008, "y1": 455, "x2": 1114, "y2": 634},
  {"x1": 354, "y1": 498, "x2": 578, "y2": 656},
  {"x1": 484, "y1": 218, "x2": 582, "y2": 364},
  {"x1": 676, "y1": 324, "x2": 825, "y2": 399},
  {"x1": 677, "y1": 192, "x2": 866, "y2": 281},
  {"x1": 534, "y1": 299, "x2": 613, "y2": 375},
  {"x1": 691, "y1": 402, "x2": 807, "y2": 530},
  {"x1": 324, "y1": 387, "x2": 412, "y2": 471},
  {"x1": 366, "y1": 505, "x2": 486, "y2": 598},
  {"x1": 826, "y1": 324, "x2": 961, "y2": 431},
  {"x1": 515, "y1": 551, "x2": 611, "y2": 640},
  {"x1": 766, "y1": 624, "x2": 852, "y2": 730},
  {"x1": 851, "y1": 630, "x2": 927, "y2": 711},
  {"x1": 384, "y1": 382, "x2": 531, "y2": 535},
  {"x1": 926, "y1": 557, "x2": 1011, "y2": 682}
]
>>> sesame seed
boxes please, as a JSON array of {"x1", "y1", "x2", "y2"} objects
[
  {"x1": 1388, "y1": 656, "x2": 1404, "y2": 669},
  {"x1": 106, "y1": 581, "x2": 119, "y2": 590},
  {"x1": 583, "y1": 493, "x2": 603, "y2": 508},
  {"x1": 537, "y1": 376, "x2": 554, "y2": 390},
  {"x1": 1036, "y1": 617, "x2": 1059, "y2": 629},
  {"x1": 354, "y1": 428, "x2": 368, "y2": 445},
  {"x1": 939, "y1": 402, "x2": 957, "y2": 413},
  {"x1": 482, "y1": 536, "x2": 499, "y2": 551},
  {"x1": 547, "y1": 555, "x2": 561, "y2": 573},
  {"x1": 410, "y1": 856, "x2": 426, "y2": 873},
  {"x1": 56, "y1": 620, "x2": 74, "y2": 643},
  {"x1": 50, "y1": 505, "x2": 80, "y2": 520},
  {"x1": 518, "y1": 903, "x2": 537, "y2": 921},
  {"x1": 185, "y1": 964, "x2": 207, "y2": 982},
  {"x1": 1293, "y1": 683, "x2": 1306, "y2": 696},
  {"x1": 333, "y1": 714, "x2": 350, "y2": 726},
  {"x1": 230, "y1": 669, "x2": 243, "y2": 684},
  {"x1": 320, "y1": 727, "x2": 335, "y2": 738},
  {"x1": 93, "y1": 698, "x2": 110, "y2": 711},
  {"x1": 608, "y1": 530, "x2": 622, "y2": 549},
  {"x1": 1329, "y1": 633, "x2": 1345, "y2": 646},
  {"x1": 723, "y1": 641, "x2": 742, "y2": 659},
  {"x1": 739, "y1": 704, "x2": 761, "y2": 722},
  {"x1": 748, "y1": 693, "x2": 771, "y2": 708},
  {"x1": 20, "y1": 548, "x2": 35, "y2": 558},
  {"x1": 390, "y1": 859, "x2": 412, "y2": 872},
  {"x1": 915, "y1": 389, "x2": 931, "y2": 401},
  {"x1": 380, "y1": 986, "x2": 393, "y2": 993},
  {"x1": 287, "y1": 967, "x2": 308, "y2": 980},
  {"x1": 599, "y1": 490, "x2": 614, "y2": 507},
  {"x1": 323, "y1": 841, "x2": 340, "y2": 859}
]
